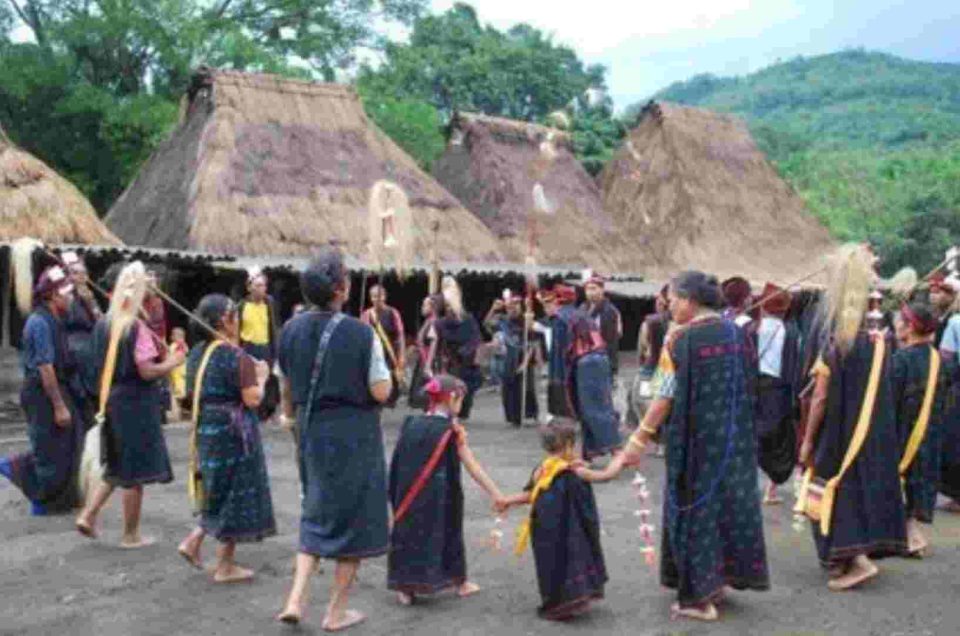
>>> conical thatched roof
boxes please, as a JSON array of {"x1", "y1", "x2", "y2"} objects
[
  {"x1": 599, "y1": 102, "x2": 834, "y2": 283},
  {"x1": 0, "y1": 127, "x2": 120, "y2": 245},
  {"x1": 432, "y1": 112, "x2": 642, "y2": 271},
  {"x1": 105, "y1": 68, "x2": 503, "y2": 261}
]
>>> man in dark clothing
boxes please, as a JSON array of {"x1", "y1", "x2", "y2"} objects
[
  {"x1": 580, "y1": 274, "x2": 622, "y2": 379},
  {"x1": 361, "y1": 285, "x2": 406, "y2": 407}
]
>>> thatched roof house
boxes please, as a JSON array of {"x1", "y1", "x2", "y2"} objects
[
  {"x1": 599, "y1": 102, "x2": 834, "y2": 283},
  {"x1": 432, "y1": 113, "x2": 644, "y2": 271},
  {"x1": 105, "y1": 68, "x2": 503, "y2": 261},
  {"x1": 0, "y1": 127, "x2": 120, "y2": 245}
]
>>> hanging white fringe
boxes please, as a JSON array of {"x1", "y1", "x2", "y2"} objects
[
  {"x1": 367, "y1": 180, "x2": 415, "y2": 279},
  {"x1": 532, "y1": 183, "x2": 553, "y2": 215},
  {"x1": 12, "y1": 237, "x2": 42, "y2": 315}
]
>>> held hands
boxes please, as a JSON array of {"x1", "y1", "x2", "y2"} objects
[{"x1": 492, "y1": 497, "x2": 510, "y2": 514}]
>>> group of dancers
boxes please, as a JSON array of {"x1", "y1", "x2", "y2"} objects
[{"x1": 2, "y1": 239, "x2": 960, "y2": 629}]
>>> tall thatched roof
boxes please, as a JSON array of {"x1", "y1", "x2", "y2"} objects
[
  {"x1": 432, "y1": 112, "x2": 642, "y2": 271},
  {"x1": 599, "y1": 102, "x2": 834, "y2": 283},
  {"x1": 0, "y1": 127, "x2": 120, "y2": 245},
  {"x1": 105, "y1": 69, "x2": 503, "y2": 261}
]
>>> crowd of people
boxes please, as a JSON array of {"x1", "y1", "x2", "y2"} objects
[{"x1": 1, "y1": 240, "x2": 960, "y2": 629}]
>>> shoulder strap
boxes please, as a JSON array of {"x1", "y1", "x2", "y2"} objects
[
  {"x1": 819, "y1": 335, "x2": 886, "y2": 535},
  {"x1": 301, "y1": 312, "x2": 346, "y2": 425},
  {"x1": 187, "y1": 340, "x2": 226, "y2": 512},
  {"x1": 899, "y1": 349, "x2": 941, "y2": 476}
]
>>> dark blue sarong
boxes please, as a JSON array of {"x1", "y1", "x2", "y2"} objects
[
  {"x1": 938, "y1": 354, "x2": 960, "y2": 501},
  {"x1": 388, "y1": 415, "x2": 465, "y2": 594},
  {"x1": 569, "y1": 352, "x2": 621, "y2": 459},
  {"x1": 530, "y1": 471, "x2": 607, "y2": 619}
]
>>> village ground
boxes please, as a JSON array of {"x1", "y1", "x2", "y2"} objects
[{"x1": 2, "y1": 370, "x2": 960, "y2": 636}]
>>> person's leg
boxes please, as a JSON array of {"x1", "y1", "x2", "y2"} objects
[
  {"x1": 178, "y1": 527, "x2": 206, "y2": 569},
  {"x1": 119, "y1": 486, "x2": 154, "y2": 548},
  {"x1": 278, "y1": 552, "x2": 321, "y2": 624},
  {"x1": 214, "y1": 540, "x2": 254, "y2": 583},
  {"x1": 76, "y1": 481, "x2": 115, "y2": 538},
  {"x1": 322, "y1": 557, "x2": 365, "y2": 632}
]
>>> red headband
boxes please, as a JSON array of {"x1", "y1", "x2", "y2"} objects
[{"x1": 901, "y1": 303, "x2": 937, "y2": 335}]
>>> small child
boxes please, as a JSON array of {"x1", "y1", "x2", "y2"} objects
[
  {"x1": 892, "y1": 298, "x2": 947, "y2": 557},
  {"x1": 498, "y1": 419, "x2": 608, "y2": 621},
  {"x1": 168, "y1": 327, "x2": 188, "y2": 420},
  {"x1": 388, "y1": 374, "x2": 505, "y2": 605}
]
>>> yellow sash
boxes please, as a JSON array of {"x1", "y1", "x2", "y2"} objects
[
  {"x1": 188, "y1": 340, "x2": 225, "y2": 513},
  {"x1": 898, "y1": 349, "x2": 940, "y2": 479},
  {"x1": 797, "y1": 335, "x2": 886, "y2": 536},
  {"x1": 370, "y1": 309, "x2": 402, "y2": 384},
  {"x1": 514, "y1": 455, "x2": 570, "y2": 555}
]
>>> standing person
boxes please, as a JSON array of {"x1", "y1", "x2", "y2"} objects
[
  {"x1": 361, "y1": 284, "x2": 406, "y2": 407},
  {"x1": 929, "y1": 273, "x2": 958, "y2": 348},
  {"x1": 0, "y1": 266, "x2": 84, "y2": 516},
  {"x1": 544, "y1": 285, "x2": 577, "y2": 419},
  {"x1": 409, "y1": 294, "x2": 443, "y2": 410},
  {"x1": 62, "y1": 251, "x2": 102, "y2": 431},
  {"x1": 167, "y1": 327, "x2": 189, "y2": 421},
  {"x1": 485, "y1": 293, "x2": 540, "y2": 428},
  {"x1": 580, "y1": 274, "x2": 622, "y2": 379},
  {"x1": 627, "y1": 285, "x2": 671, "y2": 430},
  {"x1": 892, "y1": 299, "x2": 947, "y2": 557},
  {"x1": 238, "y1": 268, "x2": 280, "y2": 421},
  {"x1": 721, "y1": 277, "x2": 754, "y2": 328},
  {"x1": 76, "y1": 262, "x2": 184, "y2": 547},
  {"x1": 797, "y1": 244, "x2": 907, "y2": 591},
  {"x1": 589, "y1": 271, "x2": 770, "y2": 622},
  {"x1": 276, "y1": 248, "x2": 393, "y2": 630},
  {"x1": 176, "y1": 294, "x2": 276, "y2": 583},
  {"x1": 567, "y1": 313, "x2": 621, "y2": 461},
  {"x1": 388, "y1": 374, "x2": 505, "y2": 605},
  {"x1": 436, "y1": 276, "x2": 483, "y2": 421},
  {"x1": 497, "y1": 419, "x2": 608, "y2": 621},
  {"x1": 144, "y1": 270, "x2": 172, "y2": 426},
  {"x1": 755, "y1": 283, "x2": 801, "y2": 504},
  {"x1": 934, "y1": 275, "x2": 960, "y2": 510}
]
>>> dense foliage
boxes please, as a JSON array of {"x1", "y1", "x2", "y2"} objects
[{"x1": 645, "y1": 50, "x2": 960, "y2": 274}]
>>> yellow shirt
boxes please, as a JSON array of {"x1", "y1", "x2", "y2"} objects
[{"x1": 240, "y1": 301, "x2": 270, "y2": 345}]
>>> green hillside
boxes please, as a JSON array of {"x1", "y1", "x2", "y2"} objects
[{"x1": 642, "y1": 51, "x2": 960, "y2": 275}]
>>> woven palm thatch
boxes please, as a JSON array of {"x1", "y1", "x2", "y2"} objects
[
  {"x1": 105, "y1": 68, "x2": 503, "y2": 261},
  {"x1": 0, "y1": 127, "x2": 120, "y2": 245},
  {"x1": 432, "y1": 112, "x2": 641, "y2": 271},
  {"x1": 599, "y1": 102, "x2": 834, "y2": 283}
]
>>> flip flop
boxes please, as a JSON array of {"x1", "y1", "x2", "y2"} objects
[{"x1": 322, "y1": 609, "x2": 366, "y2": 632}]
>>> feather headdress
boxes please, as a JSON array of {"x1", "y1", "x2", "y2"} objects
[
  {"x1": 12, "y1": 237, "x2": 42, "y2": 315},
  {"x1": 441, "y1": 275, "x2": 463, "y2": 319},
  {"x1": 368, "y1": 180, "x2": 415, "y2": 279}
]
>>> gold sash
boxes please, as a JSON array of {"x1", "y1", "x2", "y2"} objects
[
  {"x1": 370, "y1": 309, "x2": 403, "y2": 385},
  {"x1": 898, "y1": 349, "x2": 940, "y2": 479},
  {"x1": 514, "y1": 456, "x2": 570, "y2": 555},
  {"x1": 187, "y1": 340, "x2": 224, "y2": 513}
]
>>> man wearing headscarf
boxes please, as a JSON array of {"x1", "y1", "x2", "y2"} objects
[
  {"x1": 0, "y1": 266, "x2": 84, "y2": 515},
  {"x1": 721, "y1": 276, "x2": 754, "y2": 328},
  {"x1": 543, "y1": 284, "x2": 578, "y2": 418},
  {"x1": 579, "y1": 274, "x2": 622, "y2": 379}
]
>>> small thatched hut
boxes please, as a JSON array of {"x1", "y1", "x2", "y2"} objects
[
  {"x1": 432, "y1": 113, "x2": 645, "y2": 271},
  {"x1": 0, "y1": 127, "x2": 120, "y2": 245},
  {"x1": 105, "y1": 68, "x2": 503, "y2": 261},
  {"x1": 599, "y1": 101, "x2": 834, "y2": 283}
]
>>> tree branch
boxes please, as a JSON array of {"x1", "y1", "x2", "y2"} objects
[
  {"x1": 8, "y1": 0, "x2": 48, "y2": 48},
  {"x1": 212, "y1": 0, "x2": 234, "y2": 19}
]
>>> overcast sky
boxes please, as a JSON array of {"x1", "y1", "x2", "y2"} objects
[{"x1": 432, "y1": 0, "x2": 960, "y2": 110}]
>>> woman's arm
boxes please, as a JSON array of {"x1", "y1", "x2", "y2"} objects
[
  {"x1": 495, "y1": 492, "x2": 532, "y2": 513},
  {"x1": 458, "y1": 442, "x2": 503, "y2": 501}
]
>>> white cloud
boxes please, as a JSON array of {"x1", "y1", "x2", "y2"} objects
[{"x1": 11, "y1": 24, "x2": 34, "y2": 43}]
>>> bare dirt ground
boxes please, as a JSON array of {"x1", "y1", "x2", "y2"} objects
[{"x1": 2, "y1": 377, "x2": 960, "y2": 636}]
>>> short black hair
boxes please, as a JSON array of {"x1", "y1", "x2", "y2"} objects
[
  {"x1": 301, "y1": 247, "x2": 347, "y2": 308},
  {"x1": 540, "y1": 418, "x2": 578, "y2": 454},
  {"x1": 672, "y1": 270, "x2": 724, "y2": 309}
]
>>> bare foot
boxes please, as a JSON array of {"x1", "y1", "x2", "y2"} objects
[
  {"x1": 397, "y1": 591, "x2": 413, "y2": 606},
  {"x1": 457, "y1": 581, "x2": 481, "y2": 598},
  {"x1": 671, "y1": 601, "x2": 719, "y2": 622},
  {"x1": 119, "y1": 536, "x2": 157, "y2": 550},
  {"x1": 213, "y1": 565, "x2": 254, "y2": 584},
  {"x1": 322, "y1": 609, "x2": 366, "y2": 632},
  {"x1": 177, "y1": 543, "x2": 203, "y2": 570},
  {"x1": 277, "y1": 599, "x2": 304, "y2": 625},
  {"x1": 828, "y1": 557, "x2": 878, "y2": 591},
  {"x1": 75, "y1": 516, "x2": 97, "y2": 539}
]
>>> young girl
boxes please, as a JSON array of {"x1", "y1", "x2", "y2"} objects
[
  {"x1": 168, "y1": 327, "x2": 188, "y2": 421},
  {"x1": 497, "y1": 419, "x2": 608, "y2": 620},
  {"x1": 388, "y1": 374, "x2": 505, "y2": 605},
  {"x1": 893, "y1": 299, "x2": 947, "y2": 557}
]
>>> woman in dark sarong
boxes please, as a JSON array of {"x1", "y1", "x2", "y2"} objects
[
  {"x1": 499, "y1": 419, "x2": 607, "y2": 620},
  {"x1": 936, "y1": 304, "x2": 960, "y2": 507},
  {"x1": 388, "y1": 374, "x2": 504, "y2": 604},
  {"x1": 409, "y1": 294, "x2": 443, "y2": 410},
  {"x1": 567, "y1": 313, "x2": 621, "y2": 460},
  {"x1": 176, "y1": 294, "x2": 276, "y2": 583},
  {"x1": 892, "y1": 300, "x2": 947, "y2": 556},
  {"x1": 62, "y1": 252, "x2": 102, "y2": 431},
  {"x1": 485, "y1": 295, "x2": 540, "y2": 427},
  {"x1": 277, "y1": 248, "x2": 392, "y2": 631},
  {"x1": 0, "y1": 266, "x2": 84, "y2": 516},
  {"x1": 436, "y1": 277, "x2": 483, "y2": 420},
  {"x1": 587, "y1": 271, "x2": 769, "y2": 622},
  {"x1": 544, "y1": 285, "x2": 577, "y2": 418},
  {"x1": 76, "y1": 262, "x2": 184, "y2": 548},
  {"x1": 798, "y1": 244, "x2": 906, "y2": 591}
]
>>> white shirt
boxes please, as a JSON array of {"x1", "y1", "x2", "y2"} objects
[{"x1": 757, "y1": 316, "x2": 786, "y2": 378}]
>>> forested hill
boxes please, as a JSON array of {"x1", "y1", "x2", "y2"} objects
[{"x1": 636, "y1": 51, "x2": 960, "y2": 275}]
